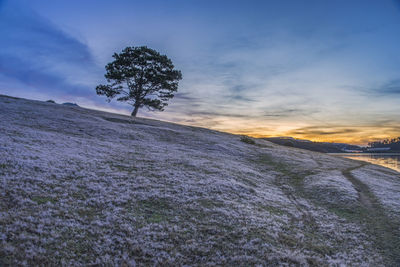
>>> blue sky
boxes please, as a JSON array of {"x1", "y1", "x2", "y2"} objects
[{"x1": 1, "y1": 0, "x2": 400, "y2": 144}]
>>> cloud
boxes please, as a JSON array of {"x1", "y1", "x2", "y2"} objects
[
  {"x1": 0, "y1": 54, "x2": 92, "y2": 96},
  {"x1": 173, "y1": 92, "x2": 199, "y2": 101},
  {"x1": 229, "y1": 85, "x2": 247, "y2": 93},
  {"x1": 376, "y1": 79, "x2": 400, "y2": 95},
  {"x1": 0, "y1": 1, "x2": 98, "y2": 98},
  {"x1": 359, "y1": 79, "x2": 400, "y2": 99},
  {"x1": 182, "y1": 110, "x2": 252, "y2": 118},
  {"x1": 263, "y1": 108, "x2": 318, "y2": 118},
  {"x1": 228, "y1": 94, "x2": 255, "y2": 103},
  {"x1": 288, "y1": 126, "x2": 360, "y2": 136}
]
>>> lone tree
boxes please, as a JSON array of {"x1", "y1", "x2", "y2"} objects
[{"x1": 96, "y1": 46, "x2": 182, "y2": 117}]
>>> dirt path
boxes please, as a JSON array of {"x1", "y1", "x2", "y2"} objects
[
  {"x1": 271, "y1": 156, "x2": 400, "y2": 265},
  {"x1": 342, "y1": 164, "x2": 373, "y2": 208},
  {"x1": 342, "y1": 164, "x2": 400, "y2": 266}
]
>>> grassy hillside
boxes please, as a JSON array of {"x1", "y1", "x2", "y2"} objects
[{"x1": 1, "y1": 95, "x2": 399, "y2": 266}]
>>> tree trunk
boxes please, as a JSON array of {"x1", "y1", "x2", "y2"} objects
[{"x1": 131, "y1": 104, "x2": 140, "y2": 117}]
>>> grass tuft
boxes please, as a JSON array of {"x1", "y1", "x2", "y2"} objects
[{"x1": 240, "y1": 135, "x2": 256, "y2": 145}]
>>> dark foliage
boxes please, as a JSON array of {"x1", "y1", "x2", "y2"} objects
[
  {"x1": 96, "y1": 46, "x2": 182, "y2": 117},
  {"x1": 240, "y1": 136, "x2": 256, "y2": 145},
  {"x1": 369, "y1": 137, "x2": 400, "y2": 150},
  {"x1": 62, "y1": 102, "x2": 79, "y2": 107}
]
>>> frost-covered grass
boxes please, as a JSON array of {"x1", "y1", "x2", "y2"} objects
[
  {"x1": 352, "y1": 165, "x2": 400, "y2": 218},
  {"x1": 304, "y1": 170, "x2": 359, "y2": 206},
  {"x1": 0, "y1": 95, "x2": 399, "y2": 265}
]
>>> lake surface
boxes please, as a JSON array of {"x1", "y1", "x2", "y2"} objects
[{"x1": 331, "y1": 153, "x2": 400, "y2": 173}]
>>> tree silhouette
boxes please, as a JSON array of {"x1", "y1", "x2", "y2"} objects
[{"x1": 96, "y1": 46, "x2": 182, "y2": 117}]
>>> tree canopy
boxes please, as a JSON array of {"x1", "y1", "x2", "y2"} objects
[
  {"x1": 96, "y1": 46, "x2": 182, "y2": 116},
  {"x1": 369, "y1": 137, "x2": 400, "y2": 150}
]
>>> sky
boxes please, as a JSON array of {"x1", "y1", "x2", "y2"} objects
[{"x1": 1, "y1": 0, "x2": 400, "y2": 145}]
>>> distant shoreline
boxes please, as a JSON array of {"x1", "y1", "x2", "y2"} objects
[{"x1": 330, "y1": 153, "x2": 400, "y2": 173}]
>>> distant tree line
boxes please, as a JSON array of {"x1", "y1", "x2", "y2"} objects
[{"x1": 369, "y1": 137, "x2": 400, "y2": 150}]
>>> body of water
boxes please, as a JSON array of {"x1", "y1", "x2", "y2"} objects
[{"x1": 331, "y1": 153, "x2": 400, "y2": 173}]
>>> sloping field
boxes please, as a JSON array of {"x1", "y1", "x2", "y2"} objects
[{"x1": 1, "y1": 95, "x2": 399, "y2": 266}]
